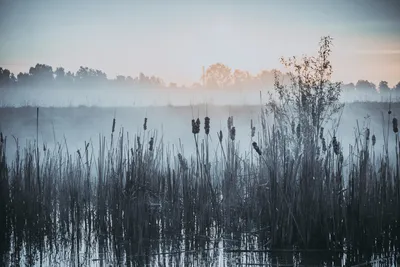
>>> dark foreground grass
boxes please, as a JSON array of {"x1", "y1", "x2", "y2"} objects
[{"x1": 0, "y1": 106, "x2": 399, "y2": 267}]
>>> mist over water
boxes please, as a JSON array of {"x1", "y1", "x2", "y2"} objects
[
  {"x1": 1, "y1": 87, "x2": 397, "y2": 107},
  {"x1": 1, "y1": 100, "x2": 398, "y2": 166}
]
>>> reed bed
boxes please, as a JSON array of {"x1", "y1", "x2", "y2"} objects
[{"x1": 0, "y1": 106, "x2": 399, "y2": 266}]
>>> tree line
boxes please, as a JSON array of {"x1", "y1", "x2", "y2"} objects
[{"x1": 0, "y1": 63, "x2": 399, "y2": 94}]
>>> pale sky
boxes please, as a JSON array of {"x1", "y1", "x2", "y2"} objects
[{"x1": 0, "y1": 0, "x2": 399, "y2": 86}]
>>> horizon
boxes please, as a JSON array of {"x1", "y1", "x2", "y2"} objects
[{"x1": 0, "y1": 0, "x2": 399, "y2": 87}]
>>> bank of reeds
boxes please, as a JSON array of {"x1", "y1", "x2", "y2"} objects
[{"x1": 0, "y1": 107, "x2": 399, "y2": 266}]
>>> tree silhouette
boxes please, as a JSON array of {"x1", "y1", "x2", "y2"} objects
[
  {"x1": 378, "y1": 80, "x2": 390, "y2": 94},
  {"x1": 0, "y1": 68, "x2": 14, "y2": 88},
  {"x1": 0, "y1": 62, "x2": 396, "y2": 94},
  {"x1": 393, "y1": 82, "x2": 400, "y2": 91},
  {"x1": 356, "y1": 80, "x2": 377, "y2": 93},
  {"x1": 29, "y1": 64, "x2": 54, "y2": 86}
]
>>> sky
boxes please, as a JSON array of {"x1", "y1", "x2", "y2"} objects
[{"x1": 0, "y1": 0, "x2": 399, "y2": 87}]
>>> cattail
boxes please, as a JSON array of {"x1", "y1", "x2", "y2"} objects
[
  {"x1": 319, "y1": 127, "x2": 324, "y2": 140},
  {"x1": 43, "y1": 144, "x2": 47, "y2": 152},
  {"x1": 130, "y1": 148, "x2": 134, "y2": 156},
  {"x1": 0, "y1": 132, "x2": 3, "y2": 143},
  {"x1": 393, "y1": 118, "x2": 398, "y2": 133},
  {"x1": 252, "y1": 141, "x2": 262, "y2": 155},
  {"x1": 204, "y1": 116, "x2": 210, "y2": 135},
  {"x1": 227, "y1": 116, "x2": 233, "y2": 130},
  {"x1": 111, "y1": 118, "x2": 115, "y2": 133},
  {"x1": 218, "y1": 130, "x2": 223, "y2": 142},
  {"x1": 332, "y1": 136, "x2": 340, "y2": 155},
  {"x1": 196, "y1": 118, "x2": 200, "y2": 133},
  {"x1": 251, "y1": 119, "x2": 256, "y2": 138},
  {"x1": 230, "y1": 126, "x2": 236, "y2": 141},
  {"x1": 291, "y1": 120, "x2": 296, "y2": 135},
  {"x1": 149, "y1": 137, "x2": 154, "y2": 151},
  {"x1": 112, "y1": 118, "x2": 116, "y2": 133},
  {"x1": 77, "y1": 149, "x2": 81, "y2": 158},
  {"x1": 322, "y1": 138, "x2": 327, "y2": 152},
  {"x1": 372, "y1": 134, "x2": 376, "y2": 146},
  {"x1": 365, "y1": 128, "x2": 370, "y2": 141},
  {"x1": 191, "y1": 119, "x2": 196, "y2": 134},
  {"x1": 388, "y1": 110, "x2": 392, "y2": 115},
  {"x1": 296, "y1": 123, "x2": 301, "y2": 139},
  {"x1": 143, "y1": 118, "x2": 148, "y2": 131},
  {"x1": 192, "y1": 118, "x2": 200, "y2": 134},
  {"x1": 137, "y1": 136, "x2": 141, "y2": 149}
]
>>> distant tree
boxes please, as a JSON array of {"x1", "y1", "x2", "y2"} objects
[
  {"x1": 126, "y1": 76, "x2": 134, "y2": 83},
  {"x1": 232, "y1": 69, "x2": 251, "y2": 88},
  {"x1": 341, "y1": 83, "x2": 355, "y2": 93},
  {"x1": 138, "y1": 73, "x2": 150, "y2": 85},
  {"x1": 168, "y1": 82, "x2": 177, "y2": 88},
  {"x1": 190, "y1": 82, "x2": 202, "y2": 89},
  {"x1": 116, "y1": 75, "x2": 126, "y2": 82},
  {"x1": 392, "y1": 81, "x2": 400, "y2": 91},
  {"x1": 17, "y1": 72, "x2": 30, "y2": 86},
  {"x1": 256, "y1": 70, "x2": 275, "y2": 87},
  {"x1": 0, "y1": 68, "x2": 12, "y2": 88},
  {"x1": 378, "y1": 80, "x2": 390, "y2": 94},
  {"x1": 205, "y1": 63, "x2": 232, "y2": 89},
  {"x1": 76, "y1": 66, "x2": 107, "y2": 87},
  {"x1": 29, "y1": 64, "x2": 54, "y2": 86},
  {"x1": 356, "y1": 80, "x2": 377, "y2": 94},
  {"x1": 149, "y1": 76, "x2": 164, "y2": 87}
]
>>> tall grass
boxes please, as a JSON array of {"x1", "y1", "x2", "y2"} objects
[{"x1": 0, "y1": 108, "x2": 399, "y2": 266}]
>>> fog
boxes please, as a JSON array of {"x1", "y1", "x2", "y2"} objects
[
  {"x1": 1, "y1": 87, "x2": 397, "y2": 108},
  {"x1": 1, "y1": 100, "x2": 398, "y2": 168}
]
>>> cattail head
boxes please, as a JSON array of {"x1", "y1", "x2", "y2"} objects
[
  {"x1": 322, "y1": 138, "x2": 327, "y2": 152},
  {"x1": 393, "y1": 118, "x2": 398, "y2": 133},
  {"x1": 204, "y1": 116, "x2": 210, "y2": 135},
  {"x1": 365, "y1": 128, "x2": 370, "y2": 141},
  {"x1": 43, "y1": 143, "x2": 47, "y2": 152},
  {"x1": 137, "y1": 136, "x2": 141, "y2": 149},
  {"x1": 251, "y1": 119, "x2": 256, "y2": 138},
  {"x1": 291, "y1": 120, "x2": 296, "y2": 135},
  {"x1": 191, "y1": 118, "x2": 200, "y2": 134},
  {"x1": 112, "y1": 118, "x2": 116, "y2": 133},
  {"x1": 296, "y1": 123, "x2": 301, "y2": 139},
  {"x1": 149, "y1": 137, "x2": 154, "y2": 151},
  {"x1": 227, "y1": 116, "x2": 233, "y2": 130},
  {"x1": 252, "y1": 141, "x2": 262, "y2": 155},
  {"x1": 332, "y1": 136, "x2": 340, "y2": 155},
  {"x1": 372, "y1": 134, "x2": 376, "y2": 146},
  {"x1": 388, "y1": 110, "x2": 392, "y2": 115},
  {"x1": 0, "y1": 132, "x2": 3, "y2": 143},
  {"x1": 143, "y1": 118, "x2": 148, "y2": 131},
  {"x1": 230, "y1": 126, "x2": 236, "y2": 141},
  {"x1": 191, "y1": 119, "x2": 196, "y2": 134},
  {"x1": 319, "y1": 127, "x2": 324, "y2": 140}
]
